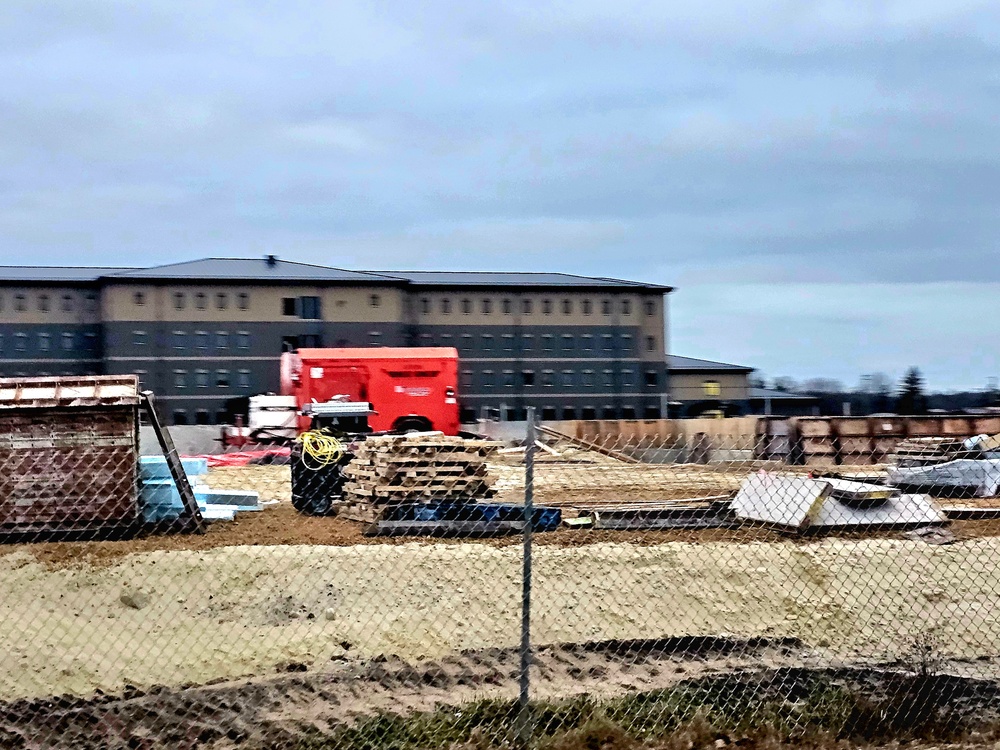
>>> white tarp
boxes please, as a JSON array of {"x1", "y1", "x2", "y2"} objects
[{"x1": 888, "y1": 459, "x2": 1000, "y2": 498}]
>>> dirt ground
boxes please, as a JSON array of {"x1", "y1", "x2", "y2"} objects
[{"x1": 2, "y1": 532, "x2": 1000, "y2": 702}]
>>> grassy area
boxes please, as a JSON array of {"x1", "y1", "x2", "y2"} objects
[{"x1": 297, "y1": 669, "x2": 1000, "y2": 749}]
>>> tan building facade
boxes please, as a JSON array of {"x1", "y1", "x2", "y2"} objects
[{"x1": 1, "y1": 258, "x2": 673, "y2": 425}]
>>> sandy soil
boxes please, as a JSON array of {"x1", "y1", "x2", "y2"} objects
[
  {"x1": 1, "y1": 535, "x2": 1000, "y2": 702},
  {"x1": 4, "y1": 637, "x2": 998, "y2": 750}
]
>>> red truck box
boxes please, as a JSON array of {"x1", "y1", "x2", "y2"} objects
[{"x1": 280, "y1": 348, "x2": 460, "y2": 435}]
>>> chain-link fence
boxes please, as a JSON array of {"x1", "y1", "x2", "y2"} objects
[{"x1": 2, "y1": 385, "x2": 1000, "y2": 749}]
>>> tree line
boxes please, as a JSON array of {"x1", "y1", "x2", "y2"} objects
[{"x1": 751, "y1": 368, "x2": 1000, "y2": 416}]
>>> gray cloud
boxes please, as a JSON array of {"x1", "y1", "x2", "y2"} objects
[{"x1": 1, "y1": 0, "x2": 998, "y2": 387}]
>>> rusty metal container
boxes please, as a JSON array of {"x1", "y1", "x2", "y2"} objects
[{"x1": 0, "y1": 375, "x2": 140, "y2": 537}]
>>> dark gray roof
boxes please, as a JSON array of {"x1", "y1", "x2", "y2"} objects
[
  {"x1": 377, "y1": 270, "x2": 673, "y2": 291},
  {"x1": 0, "y1": 266, "x2": 134, "y2": 282},
  {"x1": 749, "y1": 387, "x2": 818, "y2": 401},
  {"x1": 2, "y1": 258, "x2": 671, "y2": 291},
  {"x1": 106, "y1": 258, "x2": 401, "y2": 283},
  {"x1": 667, "y1": 355, "x2": 755, "y2": 373}
]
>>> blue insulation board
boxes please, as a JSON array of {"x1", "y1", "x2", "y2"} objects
[
  {"x1": 139, "y1": 456, "x2": 209, "y2": 481},
  {"x1": 139, "y1": 479, "x2": 260, "y2": 523},
  {"x1": 378, "y1": 502, "x2": 561, "y2": 532}
]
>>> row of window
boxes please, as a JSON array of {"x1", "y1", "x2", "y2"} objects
[
  {"x1": 461, "y1": 368, "x2": 660, "y2": 389},
  {"x1": 0, "y1": 331, "x2": 97, "y2": 354},
  {"x1": 422, "y1": 331, "x2": 657, "y2": 355},
  {"x1": 134, "y1": 330, "x2": 253, "y2": 350},
  {"x1": 0, "y1": 292, "x2": 98, "y2": 314},
  {"x1": 171, "y1": 369, "x2": 252, "y2": 390},
  {"x1": 160, "y1": 291, "x2": 251, "y2": 311},
  {"x1": 476, "y1": 405, "x2": 660, "y2": 422},
  {"x1": 421, "y1": 297, "x2": 656, "y2": 317}
]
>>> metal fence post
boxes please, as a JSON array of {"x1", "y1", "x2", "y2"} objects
[{"x1": 517, "y1": 407, "x2": 537, "y2": 747}]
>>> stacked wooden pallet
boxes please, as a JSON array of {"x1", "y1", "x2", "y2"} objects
[
  {"x1": 339, "y1": 433, "x2": 503, "y2": 523},
  {"x1": 887, "y1": 437, "x2": 967, "y2": 467}
]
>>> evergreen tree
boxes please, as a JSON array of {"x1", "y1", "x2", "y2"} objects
[{"x1": 896, "y1": 367, "x2": 927, "y2": 414}]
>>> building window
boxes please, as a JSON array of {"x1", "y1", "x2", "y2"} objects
[
  {"x1": 522, "y1": 299, "x2": 533, "y2": 315},
  {"x1": 581, "y1": 406, "x2": 597, "y2": 420},
  {"x1": 0, "y1": 334, "x2": 4, "y2": 353},
  {"x1": 482, "y1": 370, "x2": 494, "y2": 388},
  {"x1": 216, "y1": 370, "x2": 230, "y2": 388},
  {"x1": 195, "y1": 410, "x2": 211, "y2": 425},
  {"x1": 602, "y1": 334, "x2": 614, "y2": 352},
  {"x1": 582, "y1": 299, "x2": 592, "y2": 315},
  {"x1": 646, "y1": 335, "x2": 656, "y2": 352},
  {"x1": 173, "y1": 331, "x2": 186, "y2": 349},
  {"x1": 237, "y1": 331, "x2": 250, "y2": 349},
  {"x1": 644, "y1": 300, "x2": 656, "y2": 316},
  {"x1": 601, "y1": 299, "x2": 611, "y2": 315},
  {"x1": 703, "y1": 380, "x2": 722, "y2": 397},
  {"x1": 370, "y1": 294, "x2": 381, "y2": 308},
  {"x1": 134, "y1": 370, "x2": 148, "y2": 389},
  {"x1": 172, "y1": 410, "x2": 188, "y2": 425},
  {"x1": 482, "y1": 334, "x2": 494, "y2": 352},
  {"x1": 621, "y1": 334, "x2": 633, "y2": 354},
  {"x1": 174, "y1": 370, "x2": 187, "y2": 389},
  {"x1": 61, "y1": 294, "x2": 73, "y2": 312},
  {"x1": 85, "y1": 293, "x2": 98, "y2": 312},
  {"x1": 61, "y1": 333, "x2": 74, "y2": 351},
  {"x1": 174, "y1": 292, "x2": 185, "y2": 310},
  {"x1": 461, "y1": 370, "x2": 473, "y2": 389},
  {"x1": 622, "y1": 299, "x2": 632, "y2": 315},
  {"x1": 195, "y1": 330, "x2": 209, "y2": 349},
  {"x1": 645, "y1": 370, "x2": 659, "y2": 387},
  {"x1": 622, "y1": 406, "x2": 636, "y2": 419},
  {"x1": 561, "y1": 299, "x2": 572, "y2": 315},
  {"x1": 38, "y1": 294, "x2": 50, "y2": 312},
  {"x1": 621, "y1": 369, "x2": 634, "y2": 387},
  {"x1": 238, "y1": 370, "x2": 251, "y2": 389},
  {"x1": 216, "y1": 293, "x2": 228, "y2": 310},
  {"x1": 542, "y1": 369, "x2": 555, "y2": 387},
  {"x1": 561, "y1": 334, "x2": 574, "y2": 352},
  {"x1": 503, "y1": 370, "x2": 515, "y2": 388},
  {"x1": 237, "y1": 292, "x2": 250, "y2": 310},
  {"x1": 84, "y1": 332, "x2": 98, "y2": 352},
  {"x1": 522, "y1": 334, "x2": 533, "y2": 352},
  {"x1": 562, "y1": 370, "x2": 574, "y2": 387},
  {"x1": 541, "y1": 334, "x2": 553, "y2": 352},
  {"x1": 419, "y1": 298, "x2": 430, "y2": 314},
  {"x1": 441, "y1": 299, "x2": 451, "y2": 314},
  {"x1": 300, "y1": 296, "x2": 321, "y2": 319},
  {"x1": 522, "y1": 370, "x2": 536, "y2": 387},
  {"x1": 195, "y1": 292, "x2": 207, "y2": 310},
  {"x1": 133, "y1": 292, "x2": 145, "y2": 306},
  {"x1": 461, "y1": 299, "x2": 472, "y2": 314},
  {"x1": 38, "y1": 333, "x2": 50, "y2": 351},
  {"x1": 282, "y1": 297, "x2": 296, "y2": 316},
  {"x1": 542, "y1": 299, "x2": 552, "y2": 315},
  {"x1": 602, "y1": 406, "x2": 618, "y2": 420},
  {"x1": 581, "y1": 334, "x2": 593, "y2": 352},
  {"x1": 581, "y1": 369, "x2": 594, "y2": 387},
  {"x1": 216, "y1": 331, "x2": 228, "y2": 349},
  {"x1": 15, "y1": 294, "x2": 26, "y2": 312},
  {"x1": 563, "y1": 406, "x2": 576, "y2": 420},
  {"x1": 502, "y1": 334, "x2": 515, "y2": 352},
  {"x1": 457, "y1": 333, "x2": 472, "y2": 352},
  {"x1": 195, "y1": 370, "x2": 209, "y2": 388},
  {"x1": 502, "y1": 298, "x2": 512, "y2": 314},
  {"x1": 481, "y1": 299, "x2": 492, "y2": 315},
  {"x1": 134, "y1": 330, "x2": 147, "y2": 347},
  {"x1": 603, "y1": 369, "x2": 614, "y2": 388}
]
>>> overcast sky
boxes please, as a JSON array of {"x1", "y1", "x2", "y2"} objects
[{"x1": 3, "y1": 1, "x2": 998, "y2": 390}]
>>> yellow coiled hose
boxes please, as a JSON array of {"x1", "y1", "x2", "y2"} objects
[{"x1": 296, "y1": 430, "x2": 345, "y2": 471}]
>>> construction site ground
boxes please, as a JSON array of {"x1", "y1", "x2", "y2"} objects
[{"x1": 4, "y1": 459, "x2": 1000, "y2": 744}]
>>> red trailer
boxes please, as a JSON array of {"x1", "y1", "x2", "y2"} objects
[{"x1": 280, "y1": 347, "x2": 460, "y2": 435}]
